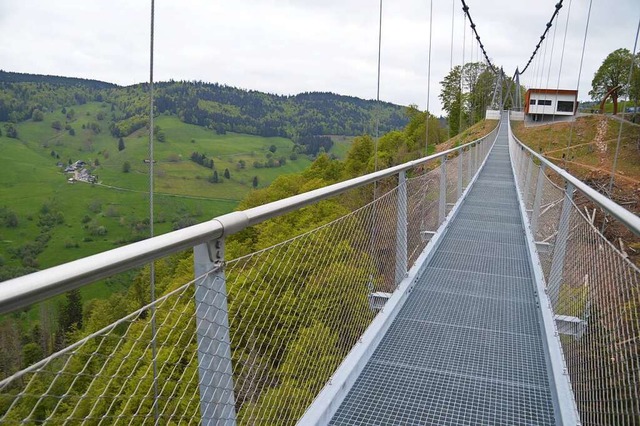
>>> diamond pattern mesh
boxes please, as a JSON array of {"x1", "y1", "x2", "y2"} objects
[{"x1": 329, "y1": 122, "x2": 556, "y2": 425}]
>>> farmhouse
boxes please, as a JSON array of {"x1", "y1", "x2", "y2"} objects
[
  {"x1": 524, "y1": 88, "x2": 578, "y2": 123},
  {"x1": 62, "y1": 160, "x2": 97, "y2": 183}
]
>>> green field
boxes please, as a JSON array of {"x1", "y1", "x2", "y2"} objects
[
  {"x1": 0, "y1": 102, "x2": 320, "y2": 279},
  {"x1": 329, "y1": 135, "x2": 355, "y2": 159}
]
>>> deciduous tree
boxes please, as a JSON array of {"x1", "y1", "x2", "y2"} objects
[
  {"x1": 439, "y1": 66, "x2": 464, "y2": 136},
  {"x1": 590, "y1": 48, "x2": 634, "y2": 115},
  {"x1": 31, "y1": 109, "x2": 44, "y2": 121}
]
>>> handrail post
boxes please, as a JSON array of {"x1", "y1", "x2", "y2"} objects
[
  {"x1": 457, "y1": 149, "x2": 464, "y2": 199},
  {"x1": 395, "y1": 171, "x2": 408, "y2": 285},
  {"x1": 515, "y1": 147, "x2": 524, "y2": 183},
  {"x1": 547, "y1": 183, "x2": 574, "y2": 310},
  {"x1": 523, "y1": 157, "x2": 533, "y2": 205},
  {"x1": 474, "y1": 142, "x2": 479, "y2": 174},
  {"x1": 519, "y1": 148, "x2": 528, "y2": 183},
  {"x1": 531, "y1": 163, "x2": 546, "y2": 236},
  {"x1": 467, "y1": 145, "x2": 473, "y2": 185},
  {"x1": 194, "y1": 240, "x2": 237, "y2": 425},
  {"x1": 439, "y1": 157, "x2": 447, "y2": 225},
  {"x1": 483, "y1": 135, "x2": 489, "y2": 159}
]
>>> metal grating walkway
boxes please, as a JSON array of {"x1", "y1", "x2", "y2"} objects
[{"x1": 328, "y1": 122, "x2": 556, "y2": 425}]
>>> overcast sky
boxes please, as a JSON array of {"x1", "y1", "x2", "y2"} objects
[{"x1": 0, "y1": 0, "x2": 638, "y2": 115}]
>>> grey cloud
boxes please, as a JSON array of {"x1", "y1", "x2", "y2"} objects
[{"x1": 0, "y1": 0, "x2": 637, "y2": 115}]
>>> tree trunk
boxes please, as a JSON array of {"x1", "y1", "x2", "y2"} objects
[{"x1": 612, "y1": 93, "x2": 619, "y2": 115}]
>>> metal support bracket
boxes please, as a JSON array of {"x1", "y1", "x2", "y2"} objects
[
  {"x1": 205, "y1": 239, "x2": 225, "y2": 264},
  {"x1": 368, "y1": 291, "x2": 392, "y2": 311},
  {"x1": 554, "y1": 315, "x2": 587, "y2": 339},
  {"x1": 535, "y1": 241, "x2": 552, "y2": 254},
  {"x1": 420, "y1": 230, "x2": 435, "y2": 243}
]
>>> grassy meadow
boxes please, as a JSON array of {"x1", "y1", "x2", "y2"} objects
[
  {"x1": 0, "y1": 102, "x2": 321, "y2": 278},
  {"x1": 512, "y1": 115, "x2": 640, "y2": 181}
]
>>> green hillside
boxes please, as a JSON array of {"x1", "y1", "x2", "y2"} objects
[
  {"x1": 0, "y1": 108, "x2": 466, "y2": 424},
  {"x1": 0, "y1": 71, "x2": 409, "y2": 140},
  {"x1": 0, "y1": 101, "x2": 311, "y2": 278},
  {"x1": 0, "y1": 72, "x2": 413, "y2": 279}
]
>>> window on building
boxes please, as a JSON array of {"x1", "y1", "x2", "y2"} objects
[
  {"x1": 557, "y1": 101, "x2": 575, "y2": 112},
  {"x1": 537, "y1": 100, "x2": 552, "y2": 106},
  {"x1": 529, "y1": 99, "x2": 536, "y2": 105}
]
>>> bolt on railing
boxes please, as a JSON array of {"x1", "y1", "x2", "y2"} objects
[
  {"x1": 0, "y1": 123, "x2": 499, "y2": 425},
  {"x1": 509, "y1": 119, "x2": 640, "y2": 426}
]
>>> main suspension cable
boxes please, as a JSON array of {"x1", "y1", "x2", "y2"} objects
[
  {"x1": 460, "y1": 0, "x2": 496, "y2": 72},
  {"x1": 519, "y1": 1, "x2": 563, "y2": 75},
  {"x1": 425, "y1": 0, "x2": 433, "y2": 156}
]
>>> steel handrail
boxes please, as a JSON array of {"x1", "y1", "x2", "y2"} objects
[
  {"x1": 0, "y1": 125, "x2": 499, "y2": 314},
  {"x1": 510, "y1": 124, "x2": 640, "y2": 236}
]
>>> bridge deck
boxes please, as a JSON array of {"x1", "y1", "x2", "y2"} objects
[{"x1": 328, "y1": 123, "x2": 557, "y2": 425}]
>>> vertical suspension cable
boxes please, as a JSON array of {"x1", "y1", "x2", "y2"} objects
[
  {"x1": 536, "y1": 37, "x2": 548, "y2": 120},
  {"x1": 566, "y1": 0, "x2": 593, "y2": 152},
  {"x1": 448, "y1": 0, "x2": 455, "y2": 140},
  {"x1": 425, "y1": 0, "x2": 433, "y2": 156},
  {"x1": 474, "y1": 39, "x2": 481, "y2": 122},
  {"x1": 608, "y1": 16, "x2": 640, "y2": 195},
  {"x1": 474, "y1": 31, "x2": 479, "y2": 65},
  {"x1": 368, "y1": 0, "x2": 383, "y2": 293},
  {"x1": 542, "y1": 15, "x2": 559, "y2": 118},
  {"x1": 420, "y1": 0, "x2": 434, "y2": 235},
  {"x1": 374, "y1": 0, "x2": 382, "y2": 181},
  {"x1": 536, "y1": 35, "x2": 549, "y2": 96},
  {"x1": 553, "y1": 0, "x2": 572, "y2": 123},
  {"x1": 530, "y1": 47, "x2": 538, "y2": 93},
  {"x1": 458, "y1": 12, "x2": 467, "y2": 135},
  {"x1": 148, "y1": 0, "x2": 158, "y2": 422},
  {"x1": 481, "y1": 41, "x2": 487, "y2": 118},
  {"x1": 469, "y1": 28, "x2": 474, "y2": 68}
]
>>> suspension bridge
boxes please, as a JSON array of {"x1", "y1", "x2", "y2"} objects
[
  {"x1": 1, "y1": 0, "x2": 640, "y2": 424},
  {"x1": 0, "y1": 112, "x2": 638, "y2": 425}
]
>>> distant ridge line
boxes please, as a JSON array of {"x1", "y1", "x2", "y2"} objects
[
  {"x1": 0, "y1": 70, "x2": 118, "y2": 89},
  {"x1": 0, "y1": 70, "x2": 403, "y2": 107}
]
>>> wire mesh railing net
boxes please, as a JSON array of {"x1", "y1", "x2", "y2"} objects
[
  {"x1": 0, "y1": 129, "x2": 498, "y2": 425},
  {"x1": 510, "y1": 136, "x2": 640, "y2": 426},
  {"x1": 227, "y1": 185, "x2": 402, "y2": 425},
  {"x1": 0, "y1": 186, "x2": 405, "y2": 425}
]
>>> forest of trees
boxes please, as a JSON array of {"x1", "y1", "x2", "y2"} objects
[
  {"x1": 0, "y1": 108, "x2": 447, "y2": 424},
  {"x1": 439, "y1": 62, "x2": 499, "y2": 136},
  {"x1": 0, "y1": 72, "x2": 409, "y2": 153}
]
